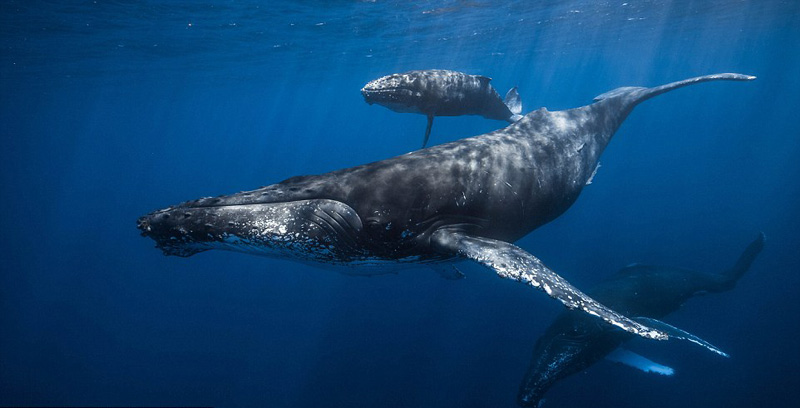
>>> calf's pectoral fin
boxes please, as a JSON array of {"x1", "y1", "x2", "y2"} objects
[
  {"x1": 430, "y1": 229, "x2": 668, "y2": 340},
  {"x1": 422, "y1": 114, "x2": 434, "y2": 148}
]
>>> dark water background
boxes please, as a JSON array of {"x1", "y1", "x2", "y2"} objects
[{"x1": 2, "y1": 1, "x2": 799, "y2": 407}]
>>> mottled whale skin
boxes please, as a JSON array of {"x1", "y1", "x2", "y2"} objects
[
  {"x1": 517, "y1": 233, "x2": 765, "y2": 407},
  {"x1": 137, "y1": 73, "x2": 755, "y2": 341},
  {"x1": 361, "y1": 69, "x2": 522, "y2": 147}
]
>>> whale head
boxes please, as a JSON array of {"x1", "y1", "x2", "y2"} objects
[
  {"x1": 137, "y1": 194, "x2": 366, "y2": 264},
  {"x1": 361, "y1": 72, "x2": 428, "y2": 114}
]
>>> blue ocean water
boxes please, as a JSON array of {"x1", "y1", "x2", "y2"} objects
[{"x1": 1, "y1": 1, "x2": 799, "y2": 407}]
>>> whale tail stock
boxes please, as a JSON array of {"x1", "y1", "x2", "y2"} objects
[
  {"x1": 576, "y1": 72, "x2": 758, "y2": 162},
  {"x1": 593, "y1": 72, "x2": 757, "y2": 113},
  {"x1": 505, "y1": 86, "x2": 523, "y2": 122}
]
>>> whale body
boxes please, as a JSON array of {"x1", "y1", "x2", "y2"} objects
[
  {"x1": 361, "y1": 69, "x2": 522, "y2": 147},
  {"x1": 517, "y1": 233, "x2": 765, "y2": 407},
  {"x1": 138, "y1": 73, "x2": 756, "y2": 342}
]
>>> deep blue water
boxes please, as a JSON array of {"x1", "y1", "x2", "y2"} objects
[{"x1": 1, "y1": 1, "x2": 799, "y2": 407}]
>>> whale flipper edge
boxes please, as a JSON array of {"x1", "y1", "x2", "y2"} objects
[
  {"x1": 633, "y1": 317, "x2": 729, "y2": 357},
  {"x1": 430, "y1": 229, "x2": 668, "y2": 340}
]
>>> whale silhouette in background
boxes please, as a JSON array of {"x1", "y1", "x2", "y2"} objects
[
  {"x1": 517, "y1": 233, "x2": 765, "y2": 407},
  {"x1": 361, "y1": 69, "x2": 522, "y2": 147},
  {"x1": 138, "y1": 73, "x2": 756, "y2": 342}
]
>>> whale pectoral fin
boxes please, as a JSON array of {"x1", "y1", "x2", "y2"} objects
[
  {"x1": 422, "y1": 115, "x2": 434, "y2": 148},
  {"x1": 633, "y1": 317, "x2": 729, "y2": 357},
  {"x1": 430, "y1": 230, "x2": 667, "y2": 340},
  {"x1": 606, "y1": 348, "x2": 675, "y2": 376}
]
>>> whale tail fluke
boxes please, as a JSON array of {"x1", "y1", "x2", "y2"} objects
[
  {"x1": 715, "y1": 232, "x2": 765, "y2": 291},
  {"x1": 593, "y1": 73, "x2": 757, "y2": 108},
  {"x1": 505, "y1": 86, "x2": 523, "y2": 122}
]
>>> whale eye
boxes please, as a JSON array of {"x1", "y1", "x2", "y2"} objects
[
  {"x1": 366, "y1": 218, "x2": 381, "y2": 230},
  {"x1": 365, "y1": 217, "x2": 389, "y2": 239}
]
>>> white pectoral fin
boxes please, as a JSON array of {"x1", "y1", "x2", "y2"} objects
[
  {"x1": 633, "y1": 317, "x2": 730, "y2": 357},
  {"x1": 606, "y1": 348, "x2": 675, "y2": 376},
  {"x1": 429, "y1": 230, "x2": 668, "y2": 340}
]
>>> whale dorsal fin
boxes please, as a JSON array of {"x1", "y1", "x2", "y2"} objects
[
  {"x1": 614, "y1": 263, "x2": 650, "y2": 276},
  {"x1": 476, "y1": 75, "x2": 492, "y2": 84}
]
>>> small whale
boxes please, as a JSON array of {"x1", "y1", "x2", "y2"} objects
[
  {"x1": 361, "y1": 69, "x2": 522, "y2": 147},
  {"x1": 138, "y1": 73, "x2": 755, "y2": 344},
  {"x1": 517, "y1": 233, "x2": 765, "y2": 407}
]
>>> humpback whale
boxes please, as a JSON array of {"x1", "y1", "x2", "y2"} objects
[
  {"x1": 137, "y1": 73, "x2": 755, "y2": 342},
  {"x1": 517, "y1": 233, "x2": 765, "y2": 407},
  {"x1": 361, "y1": 69, "x2": 522, "y2": 147}
]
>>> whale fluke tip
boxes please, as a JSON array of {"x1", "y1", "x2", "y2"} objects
[
  {"x1": 730, "y1": 73, "x2": 757, "y2": 81},
  {"x1": 704, "y1": 73, "x2": 757, "y2": 81}
]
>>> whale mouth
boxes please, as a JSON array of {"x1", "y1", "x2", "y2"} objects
[
  {"x1": 137, "y1": 199, "x2": 366, "y2": 262},
  {"x1": 361, "y1": 87, "x2": 421, "y2": 113},
  {"x1": 361, "y1": 87, "x2": 394, "y2": 100},
  {"x1": 361, "y1": 82, "x2": 418, "y2": 101}
]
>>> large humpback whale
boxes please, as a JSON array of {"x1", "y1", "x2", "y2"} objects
[
  {"x1": 137, "y1": 73, "x2": 755, "y2": 341},
  {"x1": 361, "y1": 69, "x2": 522, "y2": 147},
  {"x1": 517, "y1": 233, "x2": 765, "y2": 407}
]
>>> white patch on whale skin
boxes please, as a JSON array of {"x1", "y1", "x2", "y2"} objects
[{"x1": 550, "y1": 112, "x2": 579, "y2": 133}]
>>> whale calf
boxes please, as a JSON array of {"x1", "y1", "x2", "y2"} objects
[
  {"x1": 517, "y1": 233, "x2": 765, "y2": 407},
  {"x1": 361, "y1": 69, "x2": 522, "y2": 147},
  {"x1": 138, "y1": 73, "x2": 755, "y2": 342}
]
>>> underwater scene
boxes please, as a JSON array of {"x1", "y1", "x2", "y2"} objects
[{"x1": 1, "y1": 1, "x2": 799, "y2": 407}]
